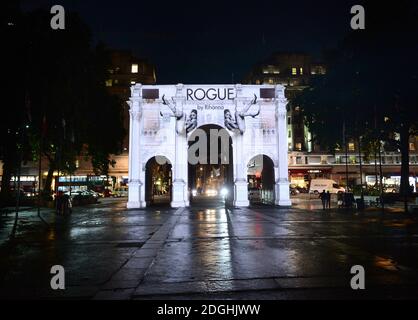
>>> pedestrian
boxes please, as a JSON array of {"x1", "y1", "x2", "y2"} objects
[
  {"x1": 326, "y1": 191, "x2": 331, "y2": 209},
  {"x1": 62, "y1": 193, "x2": 71, "y2": 215},
  {"x1": 337, "y1": 192, "x2": 343, "y2": 208},
  {"x1": 319, "y1": 190, "x2": 326, "y2": 210}
]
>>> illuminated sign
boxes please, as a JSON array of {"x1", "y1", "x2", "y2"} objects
[{"x1": 186, "y1": 87, "x2": 235, "y2": 101}]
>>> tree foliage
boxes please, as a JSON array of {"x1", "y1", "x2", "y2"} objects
[
  {"x1": 1, "y1": 7, "x2": 125, "y2": 204},
  {"x1": 296, "y1": 0, "x2": 418, "y2": 199}
]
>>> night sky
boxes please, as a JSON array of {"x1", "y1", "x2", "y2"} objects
[{"x1": 21, "y1": 0, "x2": 358, "y2": 84}]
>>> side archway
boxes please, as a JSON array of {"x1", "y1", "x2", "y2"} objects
[
  {"x1": 247, "y1": 154, "x2": 275, "y2": 204},
  {"x1": 145, "y1": 156, "x2": 172, "y2": 206}
]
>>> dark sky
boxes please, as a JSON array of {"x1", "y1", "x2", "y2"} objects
[{"x1": 21, "y1": 0, "x2": 357, "y2": 84}]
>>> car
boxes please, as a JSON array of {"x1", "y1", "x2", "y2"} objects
[
  {"x1": 296, "y1": 186, "x2": 308, "y2": 193},
  {"x1": 84, "y1": 190, "x2": 100, "y2": 198},
  {"x1": 205, "y1": 189, "x2": 218, "y2": 197},
  {"x1": 113, "y1": 187, "x2": 128, "y2": 197},
  {"x1": 66, "y1": 190, "x2": 98, "y2": 205},
  {"x1": 101, "y1": 189, "x2": 113, "y2": 197}
]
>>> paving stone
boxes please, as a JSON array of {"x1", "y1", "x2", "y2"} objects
[
  {"x1": 134, "y1": 281, "x2": 208, "y2": 296},
  {"x1": 94, "y1": 288, "x2": 135, "y2": 300},
  {"x1": 133, "y1": 248, "x2": 159, "y2": 258},
  {"x1": 124, "y1": 257, "x2": 155, "y2": 269},
  {"x1": 101, "y1": 280, "x2": 139, "y2": 290},
  {"x1": 206, "y1": 278, "x2": 280, "y2": 292},
  {"x1": 111, "y1": 268, "x2": 147, "y2": 281},
  {"x1": 274, "y1": 277, "x2": 347, "y2": 289},
  {"x1": 2, "y1": 198, "x2": 418, "y2": 300},
  {"x1": 40, "y1": 286, "x2": 100, "y2": 299},
  {"x1": 141, "y1": 242, "x2": 163, "y2": 249}
]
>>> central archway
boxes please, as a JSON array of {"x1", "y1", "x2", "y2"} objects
[{"x1": 188, "y1": 124, "x2": 233, "y2": 205}]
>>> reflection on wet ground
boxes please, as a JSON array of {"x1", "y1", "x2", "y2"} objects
[{"x1": 1, "y1": 197, "x2": 418, "y2": 299}]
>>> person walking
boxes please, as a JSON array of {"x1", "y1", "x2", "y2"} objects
[
  {"x1": 337, "y1": 192, "x2": 343, "y2": 208},
  {"x1": 62, "y1": 193, "x2": 71, "y2": 215},
  {"x1": 326, "y1": 191, "x2": 331, "y2": 209},
  {"x1": 319, "y1": 190, "x2": 326, "y2": 210}
]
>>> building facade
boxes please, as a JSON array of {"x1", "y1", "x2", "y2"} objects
[
  {"x1": 55, "y1": 50, "x2": 157, "y2": 193},
  {"x1": 244, "y1": 52, "x2": 418, "y2": 192}
]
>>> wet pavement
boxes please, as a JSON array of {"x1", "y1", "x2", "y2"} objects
[{"x1": 1, "y1": 197, "x2": 418, "y2": 299}]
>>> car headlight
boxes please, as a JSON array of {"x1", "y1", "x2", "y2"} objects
[{"x1": 221, "y1": 188, "x2": 228, "y2": 197}]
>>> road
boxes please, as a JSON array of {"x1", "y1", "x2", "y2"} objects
[{"x1": 1, "y1": 197, "x2": 418, "y2": 299}]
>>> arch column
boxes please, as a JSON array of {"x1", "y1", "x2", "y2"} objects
[
  {"x1": 233, "y1": 84, "x2": 249, "y2": 206},
  {"x1": 274, "y1": 86, "x2": 292, "y2": 206},
  {"x1": 127, "y1": 85, "x2": 147, "y2": 208},
  {"x1": 171, "y1": 84, "x2": 189, "y2": 207}
]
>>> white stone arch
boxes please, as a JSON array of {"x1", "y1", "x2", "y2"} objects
[
  {"x1": 144, "y1": 154, "x2": 173, "y2": 206},
  {"x1": 128, "y1": 84, "x2": 291, "y2": 209},
  {"x1": 246, "y1": 153, "x2": 276, "y2": 204},
  {"x1": 244, "y1": 152, "x2": 277, "y2": 171},
  {"x1": 142, "y1": 153, "x2": 174, "y2": 170}
]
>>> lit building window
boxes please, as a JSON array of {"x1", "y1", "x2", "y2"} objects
[
  {"x1": 300, "y1": 67, "x2": 303, "y2": 75},
  {"x1": 410, "y1": 143, "x2": 416, "y2": 151},
  {"x1": 105, "y1": 79, "x2": 112, "y2": 87},
  {"x1": 131, "y1": 64, "x2": 139, "y2": 73},
  {"x1": 292, "y1": 67, "x2": 297, "y2": 75},
  {"x1": 349, "y1": 142, "x2": 355, "y2": 151},
  {"x1": 75, "y1": 160, "x2": 79, "y2": 168},
  {"x1": 295, "y1": 143, "x2": 302, "y2": 151}
]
